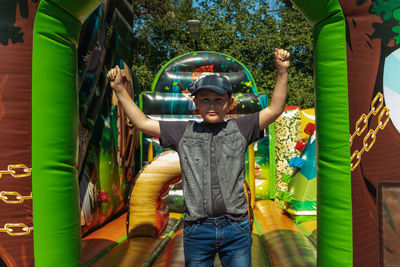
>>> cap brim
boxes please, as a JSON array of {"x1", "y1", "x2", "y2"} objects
[{"x1": 190, "y1": 85, "x2": 229, "y2": 96}]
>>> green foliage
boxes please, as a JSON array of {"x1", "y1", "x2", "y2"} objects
[
  {"x1": 131, "y1": 0, "x2": 314, "y2": 108},
  {"x1": 367, "y1": 0, "x2": 400, "y2": 45},
  {"x1": 370, "y1": 0, "x2": 400, "y2": 20}
]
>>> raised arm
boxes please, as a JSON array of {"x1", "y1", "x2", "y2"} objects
[
  {"x1": 259, "y1": 48, "x2": 290, "y2": 130},
  {"x1": 107, "y1": 65, "x2": 161, "y2": 138}
]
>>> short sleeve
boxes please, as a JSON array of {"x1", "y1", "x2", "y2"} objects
[
  {"x1": 159, "y1": 120, "x2": 190, "y2": 151},
  {"x1": 233, "y1": 112, "x2": 264, "y2": 145}
]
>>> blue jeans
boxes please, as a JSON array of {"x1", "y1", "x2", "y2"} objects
[{"x1": 183, "y1": 216, "x2": 252, "y2": 267}]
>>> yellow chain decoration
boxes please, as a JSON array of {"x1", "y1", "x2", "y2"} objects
[
  {"x1": 0, "y1": 164, "x2": 33, "y2": 236},
  {"x1": 350, "y1": 93, "x2": 390, "y2": 171},
  {"x1": 0, "y1": 164, "x2": 32, "y2": 178},
  {"x1": 0, "y1": 191, "x2": 32, "y2": 204},
  {"x1": 0, "y1": 223, "x2": 33, "y2": 236}
]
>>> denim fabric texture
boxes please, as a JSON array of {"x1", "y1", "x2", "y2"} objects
[
  {"x1": 183, "y1": 216, "x2": 252, "y2": 267},
  {"x1": 178, "y1": 120, "x2": 248, "y2": 222}
]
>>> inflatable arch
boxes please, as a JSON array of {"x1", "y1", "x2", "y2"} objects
[
  {"x1": 32, "y1": 1, "x2": 348, "y2": 264},
  {"x1": 0, "y1": 0, "x2": 399, "y2": 266}
]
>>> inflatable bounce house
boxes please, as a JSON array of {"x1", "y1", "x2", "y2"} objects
[{"x1": 0, "y1": 0, "x2": 399, "y2": 266}]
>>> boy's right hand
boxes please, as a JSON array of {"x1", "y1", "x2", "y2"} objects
[
  {"x1": 274, "y1": 48, "x2": 290, "y2": 74},
  {"x1": 107, "y1": 65, "x2": 125, "y2": 93}
]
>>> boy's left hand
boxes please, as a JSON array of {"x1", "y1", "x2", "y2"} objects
[{"x1": 274, "y1": 48, "x2": 290, "y2": 72}]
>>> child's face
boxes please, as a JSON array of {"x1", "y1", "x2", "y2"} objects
[{"x1": 193, "y1": 89, "x2": 234, "y2": 123}]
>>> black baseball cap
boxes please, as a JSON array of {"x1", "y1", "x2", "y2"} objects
[{"x1": 189, "y1": 74, "x2": 233, "y2": 96}]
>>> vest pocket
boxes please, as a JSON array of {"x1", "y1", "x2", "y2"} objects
[
  {"x1": 222, "y1": 134, "x2": 244, "y2": 158},
  {"x1": 182, "y1": 137, "x2": 204, "y2": 147},
  {"x1": 181, "y1": 137, "x2": 205, "y2": 175}
]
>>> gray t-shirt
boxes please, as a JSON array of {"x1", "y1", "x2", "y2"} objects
[{"x1": 160, "y1": 112, "x2": 263, "y2": 220}]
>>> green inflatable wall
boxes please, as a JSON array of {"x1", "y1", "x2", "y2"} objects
[
  {"x1": 291, "y1": 0, "x2": 353, "y2": 266},
  {"x1": 32, "y1": 0, "x2": 101, "y2": 266}
]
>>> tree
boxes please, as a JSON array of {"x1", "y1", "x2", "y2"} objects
[
  {"x1": 131, "y1": 0, "x2": 314, "y2": 108},
  {"x1": 277, "y1": 0, "x2": 314, "y2": 108}
]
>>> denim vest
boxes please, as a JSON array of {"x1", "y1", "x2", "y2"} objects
[{"x1": 178, "y1": 120, "x2": 248, "y2": 222}]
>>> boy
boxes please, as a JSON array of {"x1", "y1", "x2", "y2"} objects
[{"x1": 107, "y1": 48, "x2": 290, "y2": 266}]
